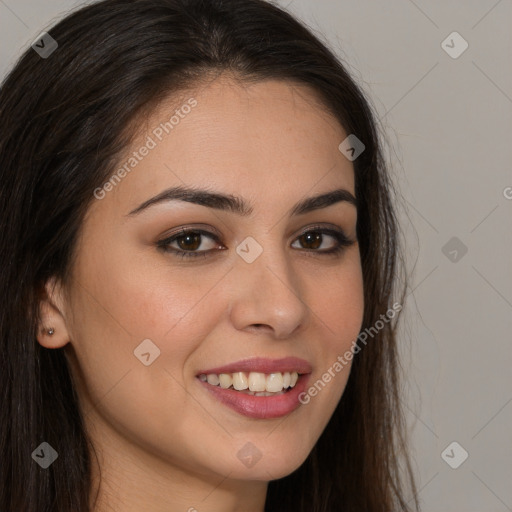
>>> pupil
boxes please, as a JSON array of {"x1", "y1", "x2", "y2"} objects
[
  {"x1": 303, "y1": 232, "x2": 321, "y2": 249},
  {"x1": 179, "y1": 233, "x2": 200, "y2": 250}
]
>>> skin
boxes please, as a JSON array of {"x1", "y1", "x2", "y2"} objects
[{"x1": 37, "y1": 74, "x2": 365, "y2": 512}]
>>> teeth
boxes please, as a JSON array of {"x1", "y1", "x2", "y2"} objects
[
  {"x1": 218, "y1": 373, "x2": 232, "y2": 389},
  {"x1": 199, "y1": 371, "x2": 300, "y2": 393},
  {"x1": 206, "y1": 374, "x2": 219, "y2": 386},
  {"x1": 248, "y1": 372, "x2": 267, "y2": 392},
  {"x1": 266, "y1": 373, "x2": 284, "y2": 392},
  {"x1": 232, "y1": 371, "x2": 248, "y2": 391},
  {"x1": 253, "y1": 391, "x2": 284, "y2": 396}
]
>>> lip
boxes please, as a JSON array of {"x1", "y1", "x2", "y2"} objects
[
  {"x1": 197, "y1": 356, "x2": 312, "y2": 376},
  {"x1": 198, "y1": 373, "x2": 311, "y2": 419},
  {"x1": 196, "y1": 357, "x2": 312, "y2": 419}
]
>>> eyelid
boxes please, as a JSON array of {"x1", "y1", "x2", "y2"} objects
[
  {"x1": 158, "y1": 223, "x2": 223, "y2": 241},
  {"x1": 295, "y1": 222, "x2": 351, "y2": 239}
]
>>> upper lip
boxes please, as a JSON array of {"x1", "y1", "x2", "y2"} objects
[{"x1": 197, "y1": 357, "x2": 312, "y2": 376}]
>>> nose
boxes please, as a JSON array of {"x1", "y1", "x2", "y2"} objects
[{"x1": 227, "y1": 240, "x2": 309, "y2": 340}]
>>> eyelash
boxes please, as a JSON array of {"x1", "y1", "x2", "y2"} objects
[{"x1": 157, "y1": 224, "x2": 355, "y2": 260}]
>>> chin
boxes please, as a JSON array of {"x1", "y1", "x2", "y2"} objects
[{"x1": 212, "y1": 441, "x2": 313, "y2": 481}]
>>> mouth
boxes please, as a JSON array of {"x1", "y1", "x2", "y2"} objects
[
  {"x1": 196, "y1": 357, "x2": 312, "y2": 419},
  {"x1": 198, "y1": 370, "x2": 301, "y2": 396}
]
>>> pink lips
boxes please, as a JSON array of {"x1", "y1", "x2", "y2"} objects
[
  {"x1": 196, "y1": 357, "x2": 312, "y2": 419},
  {"x1": 197, "y1": 356, "x2": 312, "y2": 376}
]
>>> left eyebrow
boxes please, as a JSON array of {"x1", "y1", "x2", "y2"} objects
[{"x1": 126, "y1": 185, "x2": 357, "y2": 217}]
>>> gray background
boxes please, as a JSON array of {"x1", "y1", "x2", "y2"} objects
[{"x1": 1, "y1": 1, "x2": 511, "y2": 510}]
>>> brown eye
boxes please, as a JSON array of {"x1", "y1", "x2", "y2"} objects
[
  {"x1": 291, "y1": 226, "x2": 354, "y2": 255},
  {"x1": 297, "y1": 231, "x2": 323, "y2": 250},
  {"x1": 158, "y1": 228, "x2": 222, "y2": 259},
  {"x1": 175, "y1": 232, "x2": 202, "y2": 251}
]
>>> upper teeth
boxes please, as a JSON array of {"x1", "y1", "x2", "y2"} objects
[{"x1": 199, "y1": 371, "x2": 299, "y2": 393}]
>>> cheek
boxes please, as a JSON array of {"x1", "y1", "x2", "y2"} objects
[
  {"x1": 65, "y1": 252, "x2": 232, "y2": 401},
  {"x1": 64, "y1": 257, "x2": 235, "y2": 469},
  {"x1": 301, "y1": 254, "x2": 364, "y2": 411},
  {"x1": 71, "y1": 241, "x2": 230, "y2": 341},
  {"x1": 313, "y1": 253, "x2": 365, "y2": 350}
]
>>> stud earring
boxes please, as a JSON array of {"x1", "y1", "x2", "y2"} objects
[{"x1": 47, "y1": 328, "x2": 55, "y2": 335}]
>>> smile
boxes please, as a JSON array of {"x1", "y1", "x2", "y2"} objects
[
  {"x1": 196, "y1": 357, "x2": 312, "y2": 419},
  {"x1": 198, "y1": 371, "x2": 300, "y2": 395}
]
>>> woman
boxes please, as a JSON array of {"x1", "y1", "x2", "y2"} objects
[{"x1": 0, "y1": 0, "x2": 419, "y2": 510}]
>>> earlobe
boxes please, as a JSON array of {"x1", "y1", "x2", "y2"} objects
[{"x1": 36, "y1": 278, "x2": 70, "y2": 349}]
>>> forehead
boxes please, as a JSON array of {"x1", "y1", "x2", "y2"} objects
[{"x1": 94, "y1": 76, "x2": 355, "y2": 218}]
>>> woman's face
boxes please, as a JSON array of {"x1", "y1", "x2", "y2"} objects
[{"x1": 52, "y1": 76, "x2": 364, "y2": 487}]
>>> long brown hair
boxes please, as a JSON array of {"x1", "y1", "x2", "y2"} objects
[{"x1": 0, "y1": 0, "x2": 418, "y2": 510}]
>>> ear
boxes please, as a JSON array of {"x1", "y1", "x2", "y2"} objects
[{"x1": 36, "y1": 276, "x2": 71, "y2": 349}]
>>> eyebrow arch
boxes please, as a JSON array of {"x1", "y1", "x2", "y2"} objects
[{"x1": 127, "y1": 185, "x2": 357, "y2": 217}]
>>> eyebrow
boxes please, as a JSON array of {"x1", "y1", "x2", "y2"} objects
[{"x1": 127, "y1": 185, "x2": 357, "y2": 217}]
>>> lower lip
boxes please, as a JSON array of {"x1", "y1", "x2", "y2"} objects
[{"x1": 198, "y1": 375, "x2": 310, "y2": 419}]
